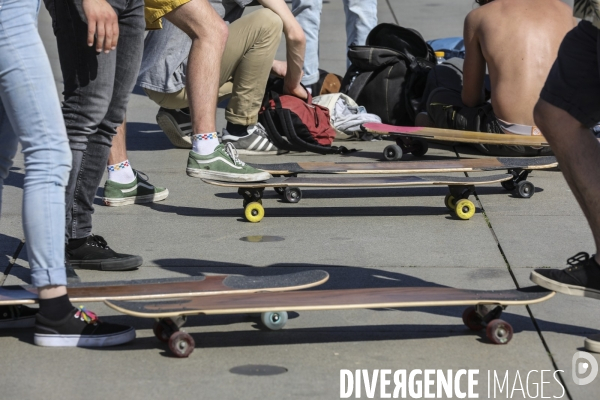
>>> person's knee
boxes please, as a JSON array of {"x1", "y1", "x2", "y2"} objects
[
  {"x1": 53, "y1": 140, "x2": 73, "y2": 187},
  {"x1": 256, "y1": 8, "x2": 283, "y2": 34},
  {"x1": 533, "y1": 99, "x2": 551, "y2": 132}
]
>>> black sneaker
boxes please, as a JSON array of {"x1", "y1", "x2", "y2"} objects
[
  {"x1": 156, "y1": 107, "x2": 193, "y2": 149},
  {"x1": 34, "y1": 306, "x2": 135, "y2": 347},
  {"x1": 530, "y1": 252, "x2": 600, "y2": 299},
  {"x1": 0, "y1": 305, "x2": 37, "y2": 329},
  {"x1": 66, "y1": 235, "x2": 142, "y2": 271}
]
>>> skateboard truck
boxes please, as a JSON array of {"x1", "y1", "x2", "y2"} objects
[
  {"x1": 462, "y1": 304, "x2": 514, "y2": 344},
  {"x1": 502, "y1": 169, "x2": 535, "y2": 198},
  {"x1": 383, "y1": 137, "x2": 429, "y2": 161},
  {"x1": 153, "y1": 312, "x2": 288, "y2": 357}
]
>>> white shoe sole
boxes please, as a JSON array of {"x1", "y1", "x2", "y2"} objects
[
  {"x1": 103, "y1": 189, "x2": 169, "y2": 207},
  {"x1": 34, "y1": 327, "x2": 136, "y2": 347},
  {"x1": 530, "y1": 271, "x2": 600, "y2": 300},
  {"x1": 186, "y1": 168, "x2": 271, "y2": 182},
  {"x1": 585, "y1": 334, "x2": 600, "y2": 353},
  {"x1": 0, "y1": 316, "x2": 36, "y2": 329},
  {"x1": 156, "y1": 112, "x2": 193, "y2": 149},
  {"x1": 235, "y1": 149, "x2": 279, "y2": 155}
]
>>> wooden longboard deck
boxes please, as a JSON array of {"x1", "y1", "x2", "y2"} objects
[
  {"x1": 248, "y1": 156, "x2": 558, "y2": 175},
  {"x1": 105, "y1": 286, "x2": 555, "y2": 318},
  {"x1": 203, "y1": 174, "x2": 512, "y2": 189},
  {"x1": 0, "y1": 270, "x2": 329, "y2": 305},
  {"x1": 363, "y1": 123, "x2": 550, "y2": 147}
]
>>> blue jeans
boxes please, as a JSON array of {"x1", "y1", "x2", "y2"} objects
[
  {"x1": 44, "y1": 0, "x2": 145, "y2": 241},
  {"x1": 0, "y1": 0, "x2": 72, "y2": 287},
  {"x1": 292, "y1": 0, "x2": 378, "y2": 85}
]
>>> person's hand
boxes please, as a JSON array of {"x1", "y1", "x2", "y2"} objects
[
  {"x1": 82, "y1": 0, "x2": 119, "y2": 53},
  {"x1": 283, "y1": 83, "x2": 308, "y2": 100},
  {"x1": 271, "y1": 60, "x2": 287, "y2": 78}
]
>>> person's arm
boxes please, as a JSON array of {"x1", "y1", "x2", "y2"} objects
[
  {"x1": 258, "y1": 0, "x2": 307, "y2": 99},
  {"x1": 82, "y1": 0, "x2": 119, "y2": 53},
  {"x1": 462, "y1": 10, "x2": 486, "y2": 107}
]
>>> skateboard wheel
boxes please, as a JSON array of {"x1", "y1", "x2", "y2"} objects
[
  {"x1": 455, "y1": 199, "x2": 476, "y2": 220},
  {"x1": 444, "y1": 194, "x2": 457, "y2": 211},
  {"x1": 244, "y1": 202, "x2": 265, "y2": 223},
  {"x1": 515, "y1": 181, "x2": 535, "y2": 199},
  {"x1": 486, "y1": 319, "x2": 513, "y2": 345},
  {"x1": 501, "y1": 180, "x2": 516, "y2": 191},
  {"x1": 153, "y1": 319, "x2": 174, "y2": 343},
  {"x1": 274, "y1": 187, "x2": 285, "y2": 196},
  {"x1": 411, "y1": 139, "x2": 429, "y2": 157},
  {"x1": 284, "y1": 187, "x2": 302, "y2": 203},
  {"x1": 260, "y1": 311, "x2": 288, "y2": 331},
  {"x1": 168, "y1": 331, "x2": 195, "y2": 358},
  {"x1": 462, "y1": 306, "x2": 484, "y2": 331},
  {"x1": 383, "y1": 144, "x2": 403, "y2": 161}
]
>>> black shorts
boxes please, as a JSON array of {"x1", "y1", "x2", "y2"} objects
[{"x1": 541, "y1": 20, "x2": 600, "y2": 128}]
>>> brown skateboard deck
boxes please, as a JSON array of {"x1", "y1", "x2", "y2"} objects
[
  {"x1": 249, "y1": 156, "x2": 557, "y2": 176},
  {"x1": 105, "y1": 286, "x2": 555, "y2": 357},
  {"x1": 248, "y1": 156, "x2": 557, "y2": 199},
  {"x1": 202, "y1": 174, "x2": 514, "y2": 222},
  {"x1": 362, "y1": 123, "x2": 550, "y2": 161},
  {"x1": 0, "y1": 270, "x2": 329, "y2": 306}
]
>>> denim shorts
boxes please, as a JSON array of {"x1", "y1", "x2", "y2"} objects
[{"x1": 540, "y1": 20, "x2": 600, "y2": 128}]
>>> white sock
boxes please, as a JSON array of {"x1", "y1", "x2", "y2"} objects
[
  {"x1": 107, "y1": 160, "x2": 136, "y2": 184},
  {"x1": 192, "y1": 132, "x2": 219, "y2": 155}
]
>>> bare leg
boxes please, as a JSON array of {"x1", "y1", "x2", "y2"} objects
[
  {"x1": 108, "y1": 119, "x2": 128, "y2": 165},
  {"x1": 534, "y1": 99, "x2": 600, "y2": 264},
  {"x1": 165, "y1": 0, "x2": 228, "y2": 134},
  {"x1": 38, "y1": 286, "x2": 68, "y2": 300}
]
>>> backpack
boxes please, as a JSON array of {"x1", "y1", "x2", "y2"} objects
[
  {"x1": 258, "y1": 79, "x2": 351, "y2": 154},
  {"x1": 341, "y1": 23, "x2": 436, "y2": 126}
]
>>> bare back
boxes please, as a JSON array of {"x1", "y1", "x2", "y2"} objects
[{"x1": 462, "y1": 0, "x2": 575, "y2": 126}]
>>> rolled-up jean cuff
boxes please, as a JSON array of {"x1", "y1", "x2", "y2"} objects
[
  {"x1": 31, "y1": 268, "x2": 67, "y2": 288},
  {"x1": 540, "y1": 88, "x2": 598, "y2": 128},
  {"x1": 225, "y1": 110, "x2": 257, "y2": 126}
]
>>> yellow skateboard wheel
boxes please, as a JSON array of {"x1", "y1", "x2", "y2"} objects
[
  {"x1": 444, "y1": 194, "x2": 456, "y2": 211},
  {"x1": 244, "y1": 202, "x2": 264, "y2": 223},
  {"x1": 455, "y1": 199, "x2": 475, "y2": 220}
]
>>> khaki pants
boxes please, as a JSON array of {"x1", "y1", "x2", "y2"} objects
[{"x1": 145, "y1": 8, "x2": 283, "y2": 126}]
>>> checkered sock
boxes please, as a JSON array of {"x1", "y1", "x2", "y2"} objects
[
  {"x1": 192, "y1": 132, "x2": 219, "y2": 155},
  {"x1": 107, "y1": 160, "x2": 136, "y2": 184}
]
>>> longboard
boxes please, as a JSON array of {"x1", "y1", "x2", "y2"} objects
[
  {"x1": 362, "y1": 123, "x2": 550, "y2": 161},
  {"x1": 0, "y1": 270, "x2": 329, "y2": 306},
  {"x1": 202, "y1": 174, "x2": 514, "y2": 222},
  {"x1": 105, "y1": 286, "x2": 555, "y2": 357},
  {"x1": 248, "y1": 156, "x2": 557, "y2": 176}
]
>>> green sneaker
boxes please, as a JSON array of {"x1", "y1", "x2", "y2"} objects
[
  {"x1": 103, "y1": 170, "x2": 169, "y2": 207},
  {"x1": 186, "y1": 143, "x2": 272, "y2": 182}
]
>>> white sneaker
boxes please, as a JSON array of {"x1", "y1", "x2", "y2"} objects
[{"x1": 221, "y1": 123, "x2": 279, "y2": 155}]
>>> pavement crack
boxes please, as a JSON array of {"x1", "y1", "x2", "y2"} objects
[{"x1": 454, "y1": 149, "x2": 572, "y2": 400}]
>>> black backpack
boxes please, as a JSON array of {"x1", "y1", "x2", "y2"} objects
[{"x1": 341, "y1": 24, "x2": 436, "y2": 126}]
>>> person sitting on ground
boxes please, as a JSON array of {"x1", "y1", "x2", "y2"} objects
[
  {"x1": 421, "y1": 0, "x2": 574, "y2": 156},
  {"x1": 136, "y1": 0, "x2": 307, "y2": 163},
  {"x1": 0, "y1": 0, "x2": 134, "y2": 346}
]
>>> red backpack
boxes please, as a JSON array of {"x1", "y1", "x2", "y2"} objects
[{"x1": 259, "y1": 80, "x2": 351, "y2": 154}]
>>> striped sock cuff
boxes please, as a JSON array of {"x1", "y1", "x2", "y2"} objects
[{"x1": 193, "y1": 132, "x2": 218, "y2": 141}]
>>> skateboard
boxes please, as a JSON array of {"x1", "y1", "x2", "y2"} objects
[
  {"x1": 249, "y1": 156, "x2": 557, "y2": 198},
  {"x1": 0, "y1": 270, "x2": 329, "y2": 306},
  {"x1": 203, "y1": 174, "x2": 513, "y2": 222},
  {"x1": 105, "y1": 286, "x2": 555, "y2": 357},
  {"x1": 361, "y1": 122, "x2": 550, "y2": 161}
]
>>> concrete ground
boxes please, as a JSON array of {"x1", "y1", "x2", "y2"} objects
[{"x1": 1, "y1": 1, "x2": 598, "y2": 399}]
